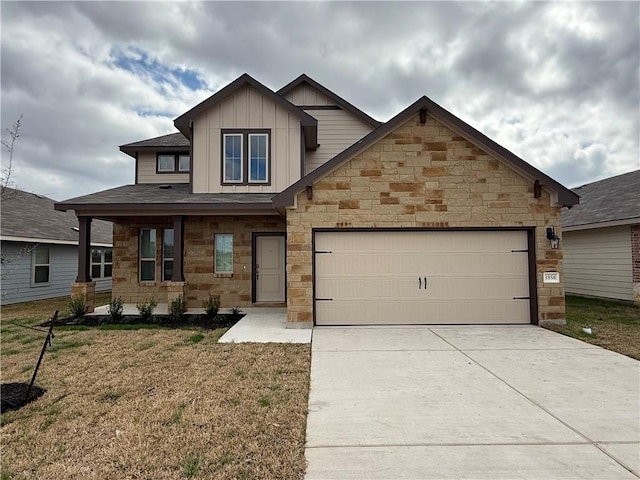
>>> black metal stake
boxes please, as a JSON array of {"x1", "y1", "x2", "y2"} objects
[{"x1": 24, "y1": 310, "x2": 57, "y2": 403}]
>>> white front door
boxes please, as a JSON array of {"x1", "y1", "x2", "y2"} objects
[{"x1": 256, "y1": 235, "x2": 285, "y2": 302}]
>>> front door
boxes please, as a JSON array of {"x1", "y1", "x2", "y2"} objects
[{"x1": 255, "y1": 235, "x2": 285, "y2": 302}]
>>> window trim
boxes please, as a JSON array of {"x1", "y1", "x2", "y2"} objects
[
  {"x1": 156, "y1": 152, "x2": 190, "y2": 174},
  {"x1": 91, "y1": 248, "x2": 113, "y2": 279},
  {"x1": 214, "y1": 233, "x2": 234, "y2": 274},
  {"x1": 139, "y1": 228, "x2": 157, "y2": 282},
  {"x1": 221, "y1": 129, "x2": 271, "y2": 186},
  {"x1": 162, "y1": 228, "x2": 174, "y2": 282},
  {"x1": 31, "y1": 247, "x2": 51, "y2": 286}
]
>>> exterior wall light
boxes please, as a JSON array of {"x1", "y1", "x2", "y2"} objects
[{"x1": 546, "y1": 227, "x2": 560, "y2": 249}]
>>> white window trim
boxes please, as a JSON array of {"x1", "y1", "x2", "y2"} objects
[
  {"x1": 248, "y1": 133, "x2": 269, "y2": 184},
  {"x1": 214, "y1": 233, "x2": 234, "y2": 274},
  {"x1": 31, "y1": 247, "x2": 51, "y2": 286},
  {"x1": 223, "y1": 133, "x2": 243, "y2": 183},
  {"x1": 139, "y1": 229, "x2": 156, "y2": 282}
]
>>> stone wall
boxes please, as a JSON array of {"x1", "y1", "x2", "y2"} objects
[
  {"x1": 286, "y1": 114, "x2": 566, "y2": 324},
  {"x1": 112, "y1": 215, "x2": 285, "y2": 307}
]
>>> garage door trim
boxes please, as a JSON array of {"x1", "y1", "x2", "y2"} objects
[{"x1": 311, "y1": 227, "x2": 538, "y2": 326}]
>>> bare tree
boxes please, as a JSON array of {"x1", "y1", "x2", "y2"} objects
[{"x1": 1, "y1": 115, "x2": 23, "y2": 200}]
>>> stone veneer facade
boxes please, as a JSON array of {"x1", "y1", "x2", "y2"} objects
[
  {"x1": 112, "y1": 215, "x2": 285, "y2": 307},
  {"x1": 285, "y1": 114, "x2": 566, "y2": 324}
]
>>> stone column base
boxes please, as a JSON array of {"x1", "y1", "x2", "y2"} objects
[
  {"x1": 633, "y1": 283, "x2": 640, "y2": 306},
  {"x1": 166, "y1": 282, "x2": 188, "y2": 306},
  {"x1": 71, "y1": 282, "x2": 96, "y2": 313}
]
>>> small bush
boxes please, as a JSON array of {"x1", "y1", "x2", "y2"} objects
[
  {"x1": 169, "y1": 295, "x2": 187, "y2": 323},
  {"x1": 202, "y1": 294, "x2": 220, "y2": 319},
  {"x1": 107, "y1": 297, "x2": 124, "y2": 323},
  {"x1": 136, "y1": 298, "x2": 157, "y2": 322},
  {"x1": 68, "y1": 294, "x2": 87, "y2": 319},
  {"x1": 230, "y1": 306, "x2": 243, "y2": 321}
]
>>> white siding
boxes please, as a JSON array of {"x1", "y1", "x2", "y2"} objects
[
  {"x1": 137, "y1": 152, "x2": 189, "y2": 184},
  {"x1": 303, "y1": 109, "x2": 373, "y2": 174},
  {"x1": 563, "y1": 226, "x2": 633, "y2": 301},
  {"x1": 1, "y1": 241, "x2": 112, "y2": 305},
  {"x1": 192, "y1": 85, "x2": 301, "y2": 194}
]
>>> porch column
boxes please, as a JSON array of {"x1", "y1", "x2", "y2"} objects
[
  {"x1": 76, "y1": 216, "x2": 92, "y2": 283},
  {"x1": 171, "y1": 215, "x2": 185, "y2": 282}
]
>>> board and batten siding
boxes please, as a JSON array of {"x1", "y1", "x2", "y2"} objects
[
  {"x1": 282, "y1": 83, "x2": 332, "y2": 106},
  {"x1": 137, "y1": 152, "x2": 189, "y2": 184},
  {"x1": 192, "y1": 84, "x2": 301, "y2": 194},
  {"x1": 303, "y1": 109, "x2": 373, "y2": 175},
  {"x1": 563, "y1": 226, "x2": 634, "y2": 301},
  {"x1": 0, "y1": 241, "x2": 111, "y2": 305}
]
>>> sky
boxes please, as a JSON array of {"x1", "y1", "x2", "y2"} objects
[{"x1": 1, "y1": 1, "x2": 638, "y2": 201}]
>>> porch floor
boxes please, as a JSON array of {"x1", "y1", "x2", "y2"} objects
[{"x1": 89, "y1": 305, "x2": 311, "y2": 344}]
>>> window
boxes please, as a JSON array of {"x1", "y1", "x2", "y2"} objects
[
  {"x1": 215, "y1": 234, "x2": 233, "y2": 274},
  {"x1": 222, "y1": 130, "x2": 270, "y2": 184},
  {"x1": 223, "y1": 134, "x2": 242, "y2": 183},
  {"x1": 140, "y1": 229, "x2": 156, "y2": 281},
  {"x1": 32, "y1": 248, "x2": 50, "y2": 285},
  {"x1": 156, "y1": 153, "x2": 190, "y2": 173},
  {"x1": 91, "y1": 248, "x2": 113, "y2": 278},
  {"x1": 163, "y1": 229, "x2": 174, "y2": 281},
  {"x1": 249, "y1": 134, "x2": 268, "y2": 183}
]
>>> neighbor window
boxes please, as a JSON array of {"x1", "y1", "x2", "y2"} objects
[
  {"x1": 32, "y1": 247, "x2": 50, "y2": 285},
  {"x1": 222, "y1": 130, "x2": 270, "y2": 184},
  {"x1": 214, "y1": 234, "x2": 233, "y2": 274},
  {"x1": 157, "y1": 153, "x2": 190, "y2": 173},
  {"x1": 91, "y1": 248, "x2": 113, "y2": 278},
  {"x1": 163, "y1": 228, "x2": 174, "y2": 281},
  {"x1": 139, "y1": 229, "x2": 156, "y2": 281}
]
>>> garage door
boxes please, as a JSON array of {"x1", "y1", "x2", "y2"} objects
[{"x1": 314, "y1": 230, "x2": 531, "y2": 325}]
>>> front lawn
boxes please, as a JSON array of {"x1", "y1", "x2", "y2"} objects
[
  {"x1": 1, "y1": 297, "x2": 311, "y2": 479},
  {"x1": 544, "y1": 295, "x2": 640, "y2": 360}
]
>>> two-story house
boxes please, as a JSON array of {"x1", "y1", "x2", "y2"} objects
[{"x1": 55, "y1": 73, "x2": 579, "y2": 327}]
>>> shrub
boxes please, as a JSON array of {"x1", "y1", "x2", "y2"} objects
[
  {"x1": 68, "y1": 294, "x2": 87, "y2": 319},
  {"x1": 230, "y1": 306, "x2": 243, "y2": 321},
  {"x1": 136, "y1": 299, "x2": 157, "y2": 322},
  {"x1": 169, "y1": 295, "x2": 187, "y2": 323},
  {"x1": 202, "y1": 294, "x2": 220, "y2": 319},
  {"x1": 107, "y1": 297, "x2": 124, "y2": 323}
]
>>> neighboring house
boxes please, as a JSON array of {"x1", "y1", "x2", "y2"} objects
[
  {"x1": 55, "y1": 73, "x2": 579, "y2": 326},
  {"x1": 561, "y1": 170, "x2": 640, "y2": 304},
  {"x1": 1, "y1": 187, "x2": 113, "y2": 305}
]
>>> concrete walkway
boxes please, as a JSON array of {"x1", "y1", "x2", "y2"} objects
[
  {"x1": 218, "y1": 308, "x2": 311, "y2": 343},
  {"x1": 305, "y1": 325, "x2": 640, "y2": 479}
]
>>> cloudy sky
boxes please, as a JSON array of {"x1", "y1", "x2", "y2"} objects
[{"x1": 1, "y1": 1, "x2": 638, "y2": 201}]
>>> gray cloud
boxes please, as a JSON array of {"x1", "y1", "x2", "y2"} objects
[{"x1": 1, "y1": 1, "x2": 637, "y2": 200}]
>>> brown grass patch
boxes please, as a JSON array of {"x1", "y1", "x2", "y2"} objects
[
  {"x1": 1, "y1": 292, "x2": 113, "y2": 323},
  {"x1": 1, "y1": 311, "x2": 311, "y2": 479},
  {"x1": 544, "y1": 295, "x2": 640, "y2": 360}
]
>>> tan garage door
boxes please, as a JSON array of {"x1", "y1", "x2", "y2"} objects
[{"x1": 314, "y1": 230, "x2": 531, "y2": 325}]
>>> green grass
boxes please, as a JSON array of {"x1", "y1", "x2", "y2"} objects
[
  {"x1": 99, "y1": 388, "x2": 125, "y2": 403},
  {"x1": 186, "y1": 333, "x2": 205, "y2": 344},
  {"x1": 182, "y1": 454, "x2": 202, "y2": 478},
  {"x1": 545, "y1": 295, "x2": 640, "y2": 360},
  {"x1": 48, "y1": 339, "x2": 91, "y2": 353}
]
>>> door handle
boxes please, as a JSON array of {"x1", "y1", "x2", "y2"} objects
[
  {"x1": 424, "y1": 277, "x2": 428, "y2": 289},
  {"x1": 418, "y1": 277, "x2": 422, "y2": 289}
]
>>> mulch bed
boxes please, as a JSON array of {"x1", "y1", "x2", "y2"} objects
[
  {"x1": 42, "y1": 314, "x2": 244, "y2": 330},
  {"x1": 1, "y1": 383, "x2": 46, "y2": 413}
]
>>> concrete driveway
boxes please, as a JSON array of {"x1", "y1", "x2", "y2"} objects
[{"x1": 305, "y1": 326, "x2": 640, "y2": 479}]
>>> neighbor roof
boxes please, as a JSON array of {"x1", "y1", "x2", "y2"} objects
[
  {"x1": 277, "y1": 74, "x2": 382, "y2": 128},
  {"x1": 174, "y1": 73, "x2": 319, "y2": 148},
  {"x1": 274, "y1": 96, "x2": 580, "y2": 209},
  {"x1": 54, "y1": 184, "x2": 277, "y2": 216},
  {"x1": 562, "y1": 170, "x2": 640, "y2": 229},
  {"x1": 120, "y1": 132, "x2": 189, "y2": 157},
  {"x1": 1, "y1": 187, "x2": 112, "y2": 245}
]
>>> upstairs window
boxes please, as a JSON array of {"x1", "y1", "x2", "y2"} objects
[
  {"x1": 222, "y1": 130, "x2": 270, "y2": 185},
  {"x1": 157, "y1": 153, "x2": 190, "y2": 173}
]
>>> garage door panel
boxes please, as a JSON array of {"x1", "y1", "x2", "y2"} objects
[
  {"x1": 314, "y1": 230, "x2": 531, "y2": 326},
  {"x1": 316, "y1": 299, "x2": 530, "y2": 325}
]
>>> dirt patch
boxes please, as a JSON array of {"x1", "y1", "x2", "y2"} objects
[{"x1": 1, "y1": 383, "x2": 46, "y2": 413}]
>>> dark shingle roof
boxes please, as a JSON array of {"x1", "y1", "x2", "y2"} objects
[
  {"x1": 562, "y1": 170, "x2": 640, "y2": 228},
  {"x1": 55, "y1": 184, "x2": 277, "y2": 214},
  {"x1": 119, "y1": 132, "x2": 189, "y2": 157},
  {"x1": 1, "y1": 187, "x2": 112, "y2": 244}
]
